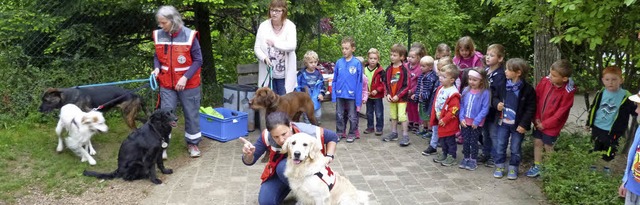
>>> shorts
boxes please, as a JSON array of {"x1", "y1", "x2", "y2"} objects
[
  {"x1": 389, "y1": 102, "x2": 407, "y2": 122},
  {"x1": 418, "y1": 103, "x2": 430, "y2": 121},
  {"x1": 533, "y1": 130, "x2": 557, "y2": 146}
]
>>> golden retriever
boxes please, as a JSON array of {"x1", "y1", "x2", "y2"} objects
[
  {"x1": 283, "y1": 133, "x2": 370, "y2": 205},
  {"x1": 55, "y1": 104, "x2": 108, "y2": 165}
]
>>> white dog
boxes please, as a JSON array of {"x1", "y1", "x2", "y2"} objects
[
  {"x1": 283, "y1": 133, "x2": 370, "y2": 205},
  {"x1": 55, "y1": 104, "x2": 108, "y2": 165}
]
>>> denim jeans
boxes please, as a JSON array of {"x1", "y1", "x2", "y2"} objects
[
  {"x1": 336, "y1": 98, "x2": 357, "y2": 135},
  {"x1": 271, "y1": 78, "x2": 286, "y2": 96},
  {"x1": 481, "y1": 122, "x2": 498, "y2": 158},
  {"x1": 494, "y1": 123, "x2": 524, "y2": 166},
  {"x1": 258, "y1": 158, "x2": 290, "y2": 205},
  {"x1": 366, "y1": 98, "x2": 384, "y2": 132},
  {"x1": 430, "y1": 125, "x2": 439, "y2": 148}
]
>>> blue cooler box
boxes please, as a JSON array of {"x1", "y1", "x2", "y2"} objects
[{"x1": 200, "y1": 107, "x2": 248, "y2": 142}]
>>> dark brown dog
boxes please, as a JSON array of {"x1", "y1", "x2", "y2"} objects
[
  {"x1": 249, "y1": 87, "x2": 318, "y2": 126},
  {"x1": 39, "y1": 86, "x2": 147, "y2": 129}
]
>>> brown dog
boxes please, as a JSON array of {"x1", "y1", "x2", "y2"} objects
[{"x1": 249, "y1": 87, "x2": 318, "y2": 128}]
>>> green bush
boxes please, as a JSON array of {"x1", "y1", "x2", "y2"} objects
[{"x1": 541, "y1": 132, "x2": 624, "y2": 205}]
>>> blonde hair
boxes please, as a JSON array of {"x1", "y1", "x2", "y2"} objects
[
  {"x1": 441, "y1": 64, "x2": 460, "y2": 79},
  {"x1": 303, "y1": 50, "x2": 319, "y2": 67},
  {"x1": 420, "y1": 56, "x2": 435, "y2": 65},
  {"x1": 367, "y1": 48, "x2": 380, "y2": 59},
  {"x1": 437, "y1": 56, "x2": 453, "y2": 69},
  {"x1": 455, "y1": 36, "x2": 476, "y2": 58},
  {"x1": 487, "y1": 44, "x2": 505, "y2": 58},
  {"x1": 410, "y1": 42, "x2": 428, "y2": 58}
]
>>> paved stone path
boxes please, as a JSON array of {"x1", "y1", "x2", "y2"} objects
[{"x1": 141, "y1": 101, "x2": 551, "y2": 205}]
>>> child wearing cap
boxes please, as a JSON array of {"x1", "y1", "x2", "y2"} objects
[
  {"x1": 586, "y1": 66, "x2": 638, "y2": 173},
  {"x1": 618, "y1": 87, "x2": 640, "y2": 203}
]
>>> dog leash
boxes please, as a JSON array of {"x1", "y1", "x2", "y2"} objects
[
  {"x1": 92, "y1": 83, "x2": 151, "y2": 111},
  {"x1": 75, "y1": 74, "x2": 159, "y2": 91},
  {"x1": 260, "y1": 65, "x2": 273, "y2": 90}
]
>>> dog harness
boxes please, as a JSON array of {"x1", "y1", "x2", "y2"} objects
[
  {"x1": 153, "y1": 27, "x2": 201, "y2": 90},
  {"x1": 314, "y1": 165, "x2": 336, "y2": 191},
  {"x1": 260, "y1": 123, "x2": 326, "y2": 183}
]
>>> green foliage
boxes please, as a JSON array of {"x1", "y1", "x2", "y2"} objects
[
  {"x1": 330, "y1": 8, "x2": 406, "y2": 66},
  {"x1": 541, "y1": 132, "x2": 624, "y2": 205},
  {"x1": 0, "y1": 115, "x2": 191, "y2": 202}
]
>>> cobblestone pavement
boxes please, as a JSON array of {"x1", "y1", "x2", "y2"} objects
[{"x1": 141, "y1": 102, "x2": 548, "y2": 205}]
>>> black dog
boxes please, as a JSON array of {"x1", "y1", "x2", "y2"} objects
[
  {"x1": 83, "y1": 108, "x2": 177, "y2": 184},
  {"x1": 39, "y1": 86, "x2": 147, "y2": 129}
]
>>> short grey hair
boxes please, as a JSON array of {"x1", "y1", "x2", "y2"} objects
[{"x1": 156, "y1": 6, "x2": 184, "y2": 33}]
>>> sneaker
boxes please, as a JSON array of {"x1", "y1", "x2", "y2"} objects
[
  {"x1": 433, "y1": 153, "x2": 446, "y2": 163},
  {"x1": 399, "y1": 135, "x2": 410, "y2": 146},
  {"x1": 162, "y1": 149, "x2": 168, "y2": 160},
  {"x1": 507, "y1": 165, "x2": 518, "y2": 180},
  {"x1": 484, "y1": 158, "x2": 496, "y2": 168},
  {"x1": 382, "y1": 132, "x2": 399, "y2": 142},
  {"x1": 477, "y1": 153, "x2": 488, "y2": 163},
  {"x1": 589, "y1": 165, "x2": 597, "y2": 172},
  {"x1": 466, "y1": 159, "x2": 478, "y2": 171},
  {"x1": 415, "y1": 130, "x2": 428, "y2": 136},
  {"x1": 459, "y1": 158, "x2": 469, "y2": 169},
  {"x1": 355, "y1": 132, "x2": 361, "y2": 139},
  {"x1": 188, "y1": 144, "x2": 201, "y2": 158},
  {"x1": 526, "y1": 165, "x2": 541, "y2": 178},
  {"x1": 441, "y1": 155, "x2": 457, "y2": 166},
  {"x1": 422, "y1": 131, "x2": 432, "y2": 139},
  {"x1": 422, "y1": 146, "x2": 437, "y2": 156},
  {"x1": 375, "y1": 130, "x2": 383, "y2": 136},
  {"x1": 363, "y1": 128, "x2": 375, "y2": 134},
  {"x1": 346, "y1": 135, "x2": 355, "y2": 143},
  {"x1": 603, "y1": 167, "x2": 612, "y2": 176},
  {"x1": 494, "y1": 167, "x2": 505, "y2": 178}
]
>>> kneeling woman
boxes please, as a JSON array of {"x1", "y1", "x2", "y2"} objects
[{"x1": 240, "y1": 112, "x2": 338, "y2": 205}]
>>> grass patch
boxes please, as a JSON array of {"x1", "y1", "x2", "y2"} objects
[{"x1": 0, "y1": 113, "x2": 189, "y2": 203}]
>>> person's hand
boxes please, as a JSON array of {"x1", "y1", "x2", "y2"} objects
[
  {"x1": 460, "y1": 121, "x2": 467, "y2": 128},
  {"x1": 497, "y1": 102, "x2": 504, "y2": 111},
  {"x1": 175, "y1": 76, "x2": 188, "y2": 91},
  {"x1": 266, "y1": 39, "x2": 274, "y2": 47},
  {"x1": 371, "y1": 90, "x2": 377, "y2": 96},
  {"x1": 411, "y1": 94, "x2": 416, "y2": 101},
  {"x1": 264, "y1": 58, "x2": 273, "y2": 67},
  {"x1": 318, "y1": 94, "x2": 324, "y2": 101},
  {"x1": 439, "y1": 119, "x2": 445, "y2": 126},
  {"x1": 325, "y1": 156, "x2": 334, "y2": 165},
  {"x1": 516, "y1": 126, "x2": 526, "y2": 134},
  {"x1": 392, "y1": 96, "x2": 399, "y2": 102},
  {"x1": 619, "y1": 183, "x2": 627, "y2": 197},
  {"x1": 151, "y1": 68, "x2": 160, "y2": 76},
  {"x1": 239, "y1": 137, "x2": 255, "y2": 156},
  {"x1": 535, "y1": 120, "x2": 544, "y2": 130},
  {"x1": 472, "y1": 124, "x2": 478, "y2": 129},
  {"x1": 386, "y1": 94, "x2": 392, "y2": 102}
]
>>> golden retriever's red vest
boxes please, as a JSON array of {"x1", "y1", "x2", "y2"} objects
[
  {"x1": 153, "y1": 27, "x2": 201, "y2": 89},
  {"x1": 260, "y1": 123, "x2": 326, "y2": 183}
]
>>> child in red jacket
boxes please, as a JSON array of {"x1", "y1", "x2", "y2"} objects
[
  {"x1": 363, "y1": 48, "x2": 386, "y2": 136},
  {"x1": 431, "y1": 64, "x2": 461, "y2": 166},
  {"x1": 525, "y1": 59, "x2": 576, "y2": 177}
]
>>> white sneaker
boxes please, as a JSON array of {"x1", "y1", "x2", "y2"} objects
[
  {"x1": 162, "y1": 150, "x2": 168, "y2": 160},
  {"x1": 188, "y1": 144, "x2": 201, "y2": 158}
]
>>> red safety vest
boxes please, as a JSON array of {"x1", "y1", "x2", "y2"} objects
[
  {"x1": 153, "y1": 28, "x2": 201, "y2": 89},
  {"x1": 260, "y1": 124, "x2": 326, "y2": 183}
]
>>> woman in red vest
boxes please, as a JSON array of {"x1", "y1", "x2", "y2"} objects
[
  {"x1": 152, "y1": 6, "x2": 203, "y2": 158},
  {"x1": 240, "y1": 112, "x2": 338, "y2": 205}
]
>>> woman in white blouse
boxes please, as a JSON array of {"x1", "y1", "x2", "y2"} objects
[{"x1": 254, "y1": 0, "x2": 297, "y2": 95}]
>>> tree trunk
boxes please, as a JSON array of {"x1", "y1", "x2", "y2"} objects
[
  {"x1": 193, "y1": 2, "x2": 216, "y2": 83},
  {"x1": 533, "y1": 0, "x2": 560, "y2": 86}
]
